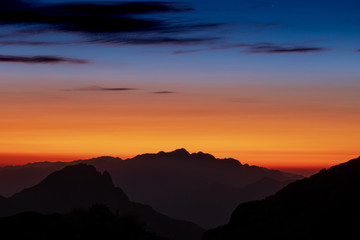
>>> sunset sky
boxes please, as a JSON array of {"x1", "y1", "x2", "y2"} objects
[{"x1": 0, "y1": 0, "x2": 359, "y2": 173}]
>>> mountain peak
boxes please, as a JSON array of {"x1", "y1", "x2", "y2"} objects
[
  {"x1": 190, "y1": 151, "x2": 216, "y2": 161},
  {"x1": 8, "y1": 164, "x2": 129, "y2": 215},
  {"x1": 41, "y1": 163, "x2": 114, "y2": 187},
  {"x1": 168, "y1": 148, "x2": 190, "y2": 156},
  {"x1": 4, "y1": 164, "x2": 204, "y2": 240}
]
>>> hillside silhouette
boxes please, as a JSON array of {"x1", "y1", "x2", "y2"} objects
[
  {"x1": 0, "y1": 149, "x2": 301, "y2": 228},
  {"x1": 202, "y1": 156, "x2": 360, "y2": 240},
  {"x1": 0, "y1": 204, "x2": 167, "y2": 240},
  {"x1": 0, "y1": 164, "x2": 203, "y2": 240}
]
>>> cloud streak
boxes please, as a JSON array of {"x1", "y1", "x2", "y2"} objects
[
  {"x1": 0, "y1": 1, "x2": 219, "y2": 46},
  {"x1": 0, "y1": 40, "x2": 73, "y2": 46},
  {"x1": 248, "y1": 43, "x2": 325, "y2": 54},
  {"x1": 87, "y1": 36, "x2": 221, "y2": 46},
  {"x1": 172, "y1": 43, "x2": 325, "y2": 55},
  {"x1": 153, "y1": 91, "x2": 176, "y2": 94},
  {"x1": 73, "y1": 86, "x2": 177, "y2": 94},
  {"x1": 0, "y1": 55, "x2": 88, "y2": 64},
  {"x1": 73, "y1": 86, "x2": 136, "y2": 91},
  {"x1": 172, "y1": 44, "x2": 247, "y2": 54}
]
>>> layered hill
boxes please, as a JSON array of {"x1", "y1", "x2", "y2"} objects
[
  {"x1": 0, "y1": 149, "x2": 302, "y2": 228},
  {"x1": 203, "y1": 156, "x2": 360, "y2": 240},
  {"x1": 0, "y1": 205, "x2": 167, "y2": 240},
  {"x1": 0, "y1": 164, "x2": 203, "y2": 240}
]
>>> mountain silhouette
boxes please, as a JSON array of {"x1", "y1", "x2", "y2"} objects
[
  {"x1": 0, "y1": 149, "x2": 302, "y2": 228},
  {"x1": 0, "y1": 164, "x2": 203, "y2": 240},
  {"x1": 202, "y1": 156, "x2": 360, "y2": 240}
]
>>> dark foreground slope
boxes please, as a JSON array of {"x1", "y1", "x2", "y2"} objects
[
  {"x1": 0, "y1": 149, "x2": 301, "y2": 228},
  {"x1": 0, "y1": 205, "x2": 167, "y2": 240},
  {"x1": 203, "y1": 156, "x2": 360, "y2": 240},
  {"x1": 0, "y1": 164, "x2": 203, "y2": 240}
]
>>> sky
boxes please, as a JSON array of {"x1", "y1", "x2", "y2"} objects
[{"x1": 0, "y1": 0, "x2": 359, "y2": 174}]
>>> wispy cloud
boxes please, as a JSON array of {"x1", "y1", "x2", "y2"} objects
[
  {"x1": 73, "y1": 86, "x2": 136, "y2": 91},
  {"x1": 172, "y1": 43, "x2": 325, "y2": 55},
  {"x1": 0, "y1": 1, "x2": 219, "y2": 46},
  {"x1": 172, "y1": 44, "x2": 247, "y2": 54},
  {"x1": 87, "y1": 36, "x2": 221, "y2": 46},
  {"x1": 0, "y1": 54, "x2": 88, "y2": 64},
  {"x1": 153, "y1": 91, "x2": 176, "y2": 94},
  {"x1": 248, "y1": 43, "x2": 325, "y2": 54},
  {"x1": 69, "y1": 86, "x2": 181, "y2": 96},
  {"x1": 0, "y1": 40, "x2": 73, "y2": 46}
]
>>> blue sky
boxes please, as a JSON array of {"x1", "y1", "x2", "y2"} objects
[
  {"x1": 1, "y1": 0, "x2": 359, "y2": 86},
  {"x1": 1, "y1": 0, "x2": 359, "y2": 76}
]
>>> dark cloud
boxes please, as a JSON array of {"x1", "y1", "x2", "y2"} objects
[
  {"x1": 248, "y1": 43, "x2": 325, "y2": 54},
  {"x1": 0, "y1": 40, "x2": 71, "y2": 46},
  {"x1": 153, "y1": 91, "x2": 176, "y2": 94},
  {"x1": 103, "y1": 88, "x2": 136, "y2": 91},
  {"x1": 74, "y1": 86, "x2": 136, "y2": 91},
  {"x1": 0, "y1": 54, "x2": 88, "y2": 64},
  {"x1": 357, "y1": 49, "x2": 360, "y2": 52},
  {"x1": 72, "y1": 86, "x2": 176, "y2": 94},
  {"x1": 0, "y1": 1, "x2": 218, "y2": 46},
  {"x1": 54, "y1": 1, "x2": 192, "y2": 15},
  {"x1": 173, "y1": 43, "x2": 325, "y2": 54},
  {"x1": 172, "y1": 49, "x2": 204, "y2": 54},
  {"x1": 172, "y1": 44, "x2": 247, "y2": 54},
  {"x1": 88, "y1": 36, "x2": 221, "y2": 46}
]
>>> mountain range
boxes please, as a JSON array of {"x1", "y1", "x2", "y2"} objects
[
  {"x1": 0, "y1": 164, "x2": 203, "y2": 240},
  {"x1": 202, "y1": 156, "x2": 360, "y2": 240},
  {"x1": 0, "y1": 149, "x2": 302, "y2": 228},
  {"x1": 1, "y1": 150, "x2": 359, "y2": 240}
]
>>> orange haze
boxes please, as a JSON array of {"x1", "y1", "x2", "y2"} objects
[{"x1": 0, "y1": 82, "x2": 359, "y2": 173}]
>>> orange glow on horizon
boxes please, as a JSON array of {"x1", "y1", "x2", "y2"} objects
[
  {"x1": 0, "y1": 82, "x2": 359, "y2": 170},
  {"x1": 0, "y1": 150, "x2": 358, "y2": 177}
]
